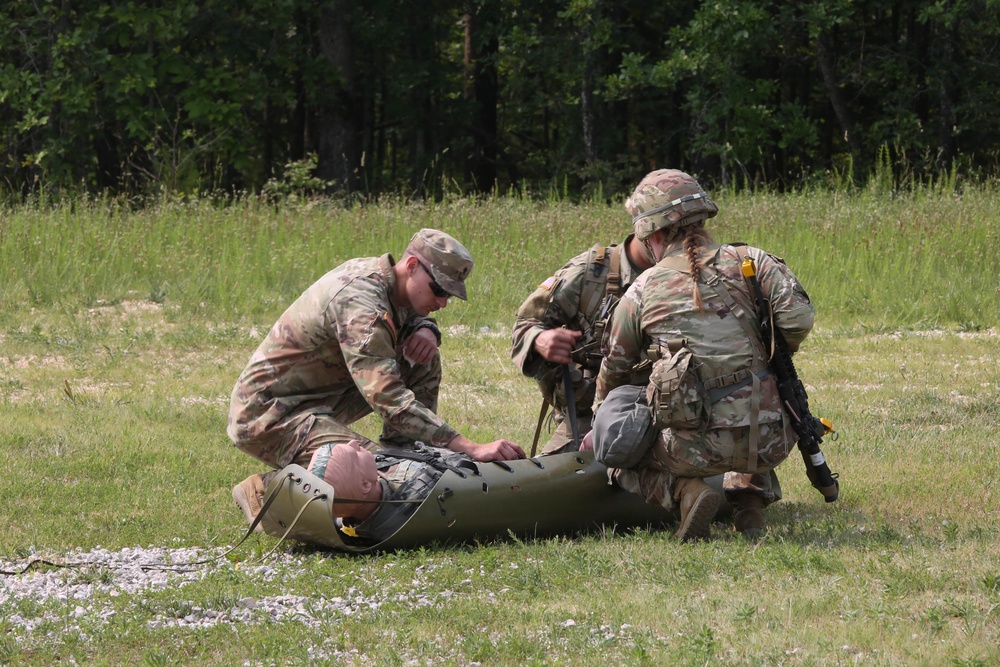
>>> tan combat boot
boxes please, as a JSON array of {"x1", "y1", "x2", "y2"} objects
[
  {"x1": 232, "y1": 474, "x2": 266, "y2": 533},
  {"x1": 732, "y1": 494, "x2": 767, "y2": 539},
  {"x1": 673, "y1": 477, "x2": 721, "y2": 542}
]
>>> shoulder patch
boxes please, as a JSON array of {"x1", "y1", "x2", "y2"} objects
[{"x1": 539, "y1": 276, "x2": 557, "y2": 290}]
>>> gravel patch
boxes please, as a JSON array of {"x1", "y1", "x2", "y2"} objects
[{"x1": 0, "y1": 545, "x2": 453, "y2": 639}]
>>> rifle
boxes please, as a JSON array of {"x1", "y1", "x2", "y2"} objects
[
  {"x1": 740, "y1": 256, "x2": 840, "y2": 503},
  {"x1": 562, "y1": 364, "x2": 581, "y2": 450}
]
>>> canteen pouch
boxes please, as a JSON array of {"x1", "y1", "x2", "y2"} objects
[{"x1": 647, "y1": 342, "x2": 709, "y2": 430}]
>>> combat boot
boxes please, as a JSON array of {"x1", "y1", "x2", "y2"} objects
[
  {"x1": 673, "y1": 477, "x2": 721, "y2": 542},
  {"x1": 732, "y1": 494, "x2": 767, "y2": 539},
  {"x1": 232, "y1": 474, "x2": 266, "y2": 533}
]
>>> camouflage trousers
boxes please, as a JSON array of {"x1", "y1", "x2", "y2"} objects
[
  {"x1": 612, "y1": 422, "x2": 791, "y2": 511},
  {"x1": 534, "y1": 363, "x2": 597, "y2": 456},
  {"x1": 234, "y1": 354, "x2": 443, "y2": 483},
  {"x1": 538, "y1": 408, "x2": 594, "y2": 455},
  {"x1": 612, "y1": 466, "x2": 782, "y2": 512}
]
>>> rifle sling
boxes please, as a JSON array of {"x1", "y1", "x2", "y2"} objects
[{"x1": 530, "y1": 397, "x2": 551, "y2": 458}]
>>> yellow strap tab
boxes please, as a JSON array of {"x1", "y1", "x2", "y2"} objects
[{"x1": 741, "y1": 257, "x2": 756, "y2": 278}]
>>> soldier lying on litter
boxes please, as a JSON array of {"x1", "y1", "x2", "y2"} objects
[{"x1": 250, "y1": 439, "x2": 729, "y2": 552}]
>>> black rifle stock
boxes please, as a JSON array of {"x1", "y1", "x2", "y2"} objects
[{"x1": 741, "y1": 257, "x2": 840, "y2": 503}]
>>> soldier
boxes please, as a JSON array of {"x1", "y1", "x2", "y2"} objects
[
  {"x1": 308, "y1": 440, "x2": 472, "y2": 545},
  {"x1": 511, "y1": 228, "x2": 655, "y2": 455},
  {"x1": 228, "y1": 228, "x2": 525, "y2": 530},
  {"x1": 592, "y1": 169, "x2": 815, "y2": 541}
]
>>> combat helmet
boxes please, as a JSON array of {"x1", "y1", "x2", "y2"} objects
[{"x1": 626, "y1": 169, "x2": 718, "y2": 241}]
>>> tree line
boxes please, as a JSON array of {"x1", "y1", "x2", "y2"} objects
[{"x1": 2, "y1": 0, "x2": 998, "y2": 199}]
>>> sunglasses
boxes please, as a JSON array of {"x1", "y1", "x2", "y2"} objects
[{"x1": 417, "y1": 261, "x2": 450, "y2": 299}]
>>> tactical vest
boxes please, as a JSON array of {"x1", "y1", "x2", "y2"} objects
[
  {"x1": 648, "y1": 243, "x2": 780, "y2": 472},
  {"x1": 575, "y1": 243, "x2": 627, "y2": 371},
  {"x1": 530, "y1": 243, "x2": 631, "y2": 454}
]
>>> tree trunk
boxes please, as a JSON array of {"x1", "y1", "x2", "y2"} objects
[
  {"x1": 578, "y1": 1, "x2": 602, "y2": 169},
  {"x1": 936, "y1": 11, "x2": 959, "y2": 171},
  {"x1": 581, "y1": 37, "x2": 596, "y2": 167},
  {"x1": 466, "y1": 1, "x2": 499, "y2": 192},
  {"x1": 816, "y1": 30, "x2": 862, "y2": 157},
  {"x1": 316, "y1": 0, "x2": 361, "y2": 193}
]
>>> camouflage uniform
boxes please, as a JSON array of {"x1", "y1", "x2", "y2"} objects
[
  {"x1": 511, "y1": 236, "x2": 643, "y2": 454},
  {"x1": 228, "y1": 229, "x2": 472, "y2": 476},
  {"x1": 596, "y1": 242, "x2": 815, "y2": 509}
]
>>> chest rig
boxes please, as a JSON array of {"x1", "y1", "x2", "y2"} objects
[{"x1": 572, "y1": 243, "x2": 626, "y2": 372}]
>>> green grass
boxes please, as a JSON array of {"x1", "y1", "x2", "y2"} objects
[
  {"x1": 0, "y1": 190, "x2": 998, "y2": 665},
  {"x1": 2, "y1": 184, "x2": 997, "y2": 327}
]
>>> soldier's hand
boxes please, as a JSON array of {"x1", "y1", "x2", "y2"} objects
[
  {"x1": 448, "y1": 436, "x2": 525, "y2": 461},
  {"x1": 471, "y1": 439, "x2": 526, "y2": 461},
  {"x1": 534, "y1": 328, "x2": 582, "y2": 364},
  {"x1": 402, "y1": 327, "x2": 439, "y2": 365},
  {"x1": 579, "y1": 429, "x2": 594, "y2": 452}
]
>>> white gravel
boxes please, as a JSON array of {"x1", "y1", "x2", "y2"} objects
[{"x1": 0, "y1": 544, "x2": 451, "y2": 639}]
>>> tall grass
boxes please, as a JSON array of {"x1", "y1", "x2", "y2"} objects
[{"x1": 2, "y1": 186, "x2": 996, "y2": 331}]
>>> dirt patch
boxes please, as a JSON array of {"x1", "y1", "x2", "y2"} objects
[{"x1": 3, "y1": 354, "x2": 71, "y2": 370}]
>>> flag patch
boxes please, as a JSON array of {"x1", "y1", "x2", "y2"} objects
[{"x1": 539, "y1": 276, "x2": 557, "y2": 290}]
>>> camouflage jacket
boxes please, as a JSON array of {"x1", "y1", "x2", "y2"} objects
[
  {"x1": 511, "y1": 236, "x2": 642, "y2": 412},
  {"x1": 227, "y1": 254, "x2": 459, "y2": 449},
  {"x1": 596, "y1": 243, "x2": 815, "y2": 429}
]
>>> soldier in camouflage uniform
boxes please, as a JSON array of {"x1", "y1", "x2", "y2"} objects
[
  {"x1": 592, "y1": 170, "x2": 815, "y2": 541},
  {"x1": 511, "y1": 233, "x2": 654, "y2": 455},
  {"x1": 228, "y1": 228, "x2": 524, "y2": 530}
]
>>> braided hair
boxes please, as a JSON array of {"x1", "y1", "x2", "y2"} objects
[{"x1": 661, "y1": 223, "x2": 714, "y2": 311}]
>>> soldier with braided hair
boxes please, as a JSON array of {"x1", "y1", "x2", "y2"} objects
[{"x1": 591, "y1": 169, "x2": 815, "y2": 541}]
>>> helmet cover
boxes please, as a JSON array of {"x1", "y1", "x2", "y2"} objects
[{"x1": 625, "y1": 169, "x2": 718, "y2": 241}]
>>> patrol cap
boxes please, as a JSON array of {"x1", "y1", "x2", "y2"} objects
[{"x1": 406, "y1": 228, "x2": 474, "y2": 300}]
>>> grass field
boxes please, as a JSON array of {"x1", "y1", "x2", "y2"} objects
[{"x1": 0, "y1": 187, "x2": 998, "y2": 665}]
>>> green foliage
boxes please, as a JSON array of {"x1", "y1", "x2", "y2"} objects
[
  {"x1": 3, "y1": 1, "x2": 1000, "y2": 197},
  {"x1": 261, "y1": 153, "x2": 335, "y2": 199}
]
